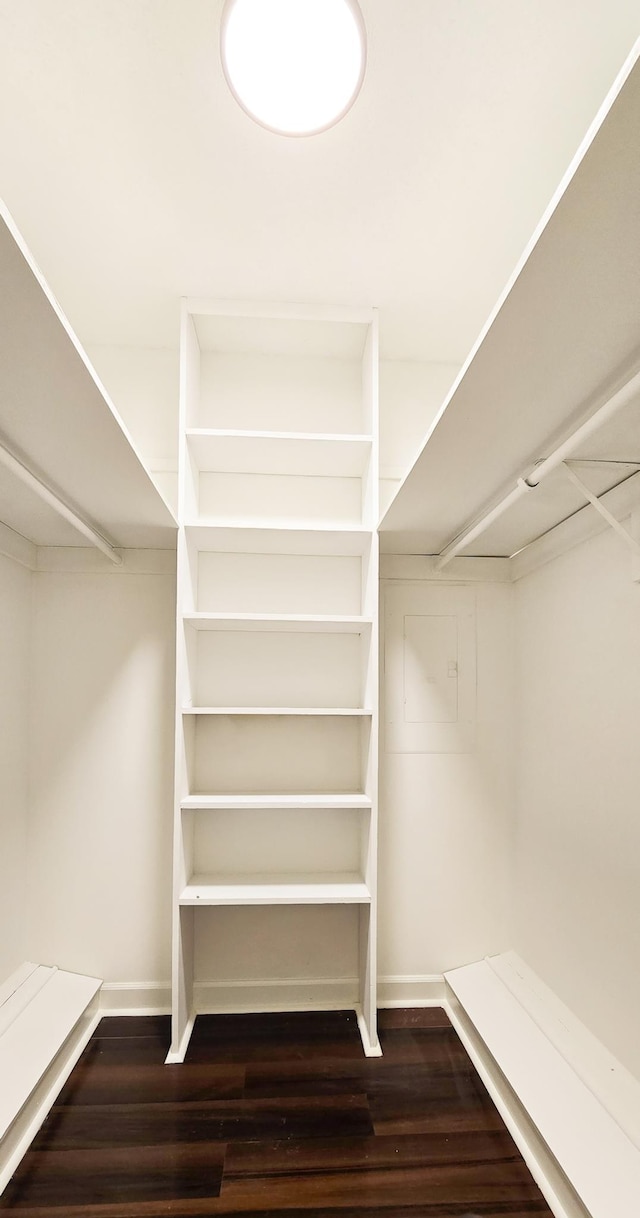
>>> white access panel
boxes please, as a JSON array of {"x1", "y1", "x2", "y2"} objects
[{"x1": 384, "y1": 584, "x2": 476, "y2": 753}]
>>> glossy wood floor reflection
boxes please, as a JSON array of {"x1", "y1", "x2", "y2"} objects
[{"x1": 1, "y1": 1008, "x2": 554, "y2": 1216}]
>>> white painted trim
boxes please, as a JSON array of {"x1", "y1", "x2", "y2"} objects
[
  {"x1": 0, "y1": 522, "x2": 37, "y2": 571},
  {"x1": 99, "y1": 981, "x2": 172, "y2": 1015},
  {"x1": 379, "y1": 554, "x2": 512, "y2": 582},
  {"x1": 355, "y1": 1004, "x2": 382, "y2": 1056},
  {"x1": 194, "y1": 976, "x2": 359, "y2": 1012},
  {"x1": 34, "y1": 547, "x2": 177, "y2": 575},
  {"x1": 377, "y1": 973, "x2": 446, "y2": 1006},
  {"x1": 165, "y1": 1014, "x2": 196, "y2": 1065},
  {"x1": 0, "y1": 999, "x2": 101, "y2": 1196},
  {"x1": 99, "y1": 976, "x2": 365, "y2": 1017}
]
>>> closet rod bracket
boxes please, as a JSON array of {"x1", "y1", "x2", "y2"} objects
[{"x1": 562, "y1": 462, "x2": 640, "y2": 576}]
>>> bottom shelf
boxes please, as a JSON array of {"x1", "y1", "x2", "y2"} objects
[{"x1": 179, "y1": 872, "x2": 371, "y2": 905}]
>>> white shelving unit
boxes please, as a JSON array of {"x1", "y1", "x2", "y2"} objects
[{"x1": 168, "y1": 301, "x2": 380, "y2": 1062}]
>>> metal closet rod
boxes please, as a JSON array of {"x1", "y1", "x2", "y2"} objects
[
  {"x1": 0, "y1": 441, "x2": 123, "y2": 565},
  {"x1": 435, "y1": 365, "x2": 640, "y2": 570}
]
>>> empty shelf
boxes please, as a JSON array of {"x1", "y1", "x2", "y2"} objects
[
  {"x1": 179, "y1": 872, "x2": 371, "y2": 905},
  {"x1": 186, "y1": 430, "x2": 373, "y2": 477},
  {"x1": 182, "y1": 613, "x2": 372, "y2": 633},
  {"x1": 180, "y1": 794, "x2": 373, "y2": 811},
  {"x1": 185, "y1": 523, "x2": 372, "y2": 556},
  {"x1": 182, "y1": 706, "x2": 372, "y2": 716}
]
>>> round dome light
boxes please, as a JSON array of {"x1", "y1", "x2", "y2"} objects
[{"x1": 220, "y1": 0, "x2": 366, "y2": 136}]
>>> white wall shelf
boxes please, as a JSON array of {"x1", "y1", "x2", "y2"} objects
[
  {"x1": 181, "y1": 706, "x2": 372, "y2": 717},
  {"x1": 183, "y1": 613, "x2": 372, "y2": 634},
  {"x1": 179, "y1": 874, "x2": 371, "y2": 905},
  {"x1": 186, "y1": 430, "x2": 372, "y2": 477},
  {"x1": 180, "y1": 794, "x2": 372, "y2": 811},
  {"x1": 185, "y1": 523, "x2": 372, "y2": 556},
  {"x1": 0, "y1": 205, "x2": 176, "y2": 554},
  {"x1": 379, "y1": 45, "x2": 640, "y2": 568},
  {"x1": 170, "y1": 299, "x2": 380, "y2": 1061}
]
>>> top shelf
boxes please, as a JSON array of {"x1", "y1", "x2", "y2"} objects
[
  {"x1": 0, "y1": 205, "x2": 177, "y2": 552},
  {"x1": 186, "y1": 430, "x2": 372, "y2": 478},
  {"x1": 379, "y1": 45, "x2": 640, "y2": 558},
  {"x1": 187, "y1": 303, "x2": 372, "y2": 359}
]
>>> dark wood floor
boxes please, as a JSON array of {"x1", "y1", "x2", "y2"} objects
[{"x1": 1, "y1": 1008, "x2": 554, "y2": 1216}]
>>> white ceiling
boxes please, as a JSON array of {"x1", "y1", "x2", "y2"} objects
[{"x1": 0, "y1": 1, "x2": 638, "y2": 362}]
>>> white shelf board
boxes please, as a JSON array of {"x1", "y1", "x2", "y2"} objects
[
  {"x1": 379, "y1": 47, "x2": 640, "y2": 558},
  {"x1": 186, "y1": 430, "x2": 372, "y2": 477},
  {"x1": 181, "y1": 794, "x2": 372, "y2": 811},
  {"x1": 182, "y1": 612, "x2": 372, "y2": 634},
  {"x1": 179, "y1": 872, "x2": 371, "y2": 905},
  {"x1": 188, "y1": 306, "x2": 371, "y2": 358},
  {"x1": 0, "y1": 206, "x2": 177, "y2": 550},
  {"x1": 185, "y1": 523, "x2": 372, "y2": 556},
  {"x1": 182, "y1": 706, "x2": 373, "y2": 716}
]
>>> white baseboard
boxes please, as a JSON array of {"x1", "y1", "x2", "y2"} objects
[
  {"x1": 378, "y1": 973, "x2": 445, "y2": 1006},
  {"x1": 99, "y1": 974, "x2": 447, "y2": 1018},
  {"x1": 99, "y1": 977, "x2": 360, "y2": 1017},
  {"x1": 194, "y1": 976, "x2": 359, "y2": 1012},
  {"x1": 99, "y1": 982, "x2": 171, "y2": 1015}
]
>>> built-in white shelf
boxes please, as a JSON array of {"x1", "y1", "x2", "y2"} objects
[
  {"x1": 182, "y1": 612, "x2": 372, "y2": 634},
  {"x1": 181, "y1": 794, "x2": 372, "y2": 811},
  {"x1": 182, "y1": 706, "x2": 373, "y2": 716},
  {"x1": 179, "y1": 873, "x2": 371, "y2": 905},
  {"x1": 186, "y1": 430, "x2": 372, "y2": 477},
  {"x1": 185, "y1": 523, "x2": 371, "y2": 556},
  {"x1": 170, "y1": 299, "x2": 380, "y2": 1063}
]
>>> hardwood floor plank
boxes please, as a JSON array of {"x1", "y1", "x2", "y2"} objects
[
  {"x1": 376, "y1": 1009, "x2": 452, "y2": 1030},
  {"x1": 217, "y1": 1160, "x2": 550, "y2": 1212},
  {"x1": 31, "y1": 1095, "x2": 373, "y2": 1152},
  {"x1": 0, "y1": 1204, "x2": 554, "y2": 1217},
  {"x1": 186, "y1": 1010, "x2": 364, "y2": 1065},
  {"x1": 224, "y1": 1129, "x2": 522, "y2": 1177},
  {"x1": 92, "y1": 1016, "x2": 171, "y2": 1039},
  {"x1": 244, "y1": 1059, "x2": 479, "y2": 1101},
  {"x1": 0, "y1": 1143, "x2": 225, "y2": 1208},
  {"x1": 57, "y1": 1062, "x2": 246, "y2": 1106}
]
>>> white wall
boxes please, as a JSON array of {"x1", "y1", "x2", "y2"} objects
[
  {"x1": 87, "y1": 345, "x2": 179, "y2": 515},
  {"x1": 0, "y1": 553, "x2": 31, "y2": 981},
  {"x1": 514, "y1": 526, "x2": 640, "y2": 1081},
  {"x1": 379, "y1": 568, "x2": 515, "y2": 980},
  {"x1": 380, "y1": 360, "x2": 459, "y2": 516},
  {"x1": 27, "y1": 562, "x2": 175, "y2": 984}
]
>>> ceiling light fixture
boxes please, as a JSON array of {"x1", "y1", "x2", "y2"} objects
[{"x1": 220, "y1": 0, "x2": 366, "y2": 137}]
